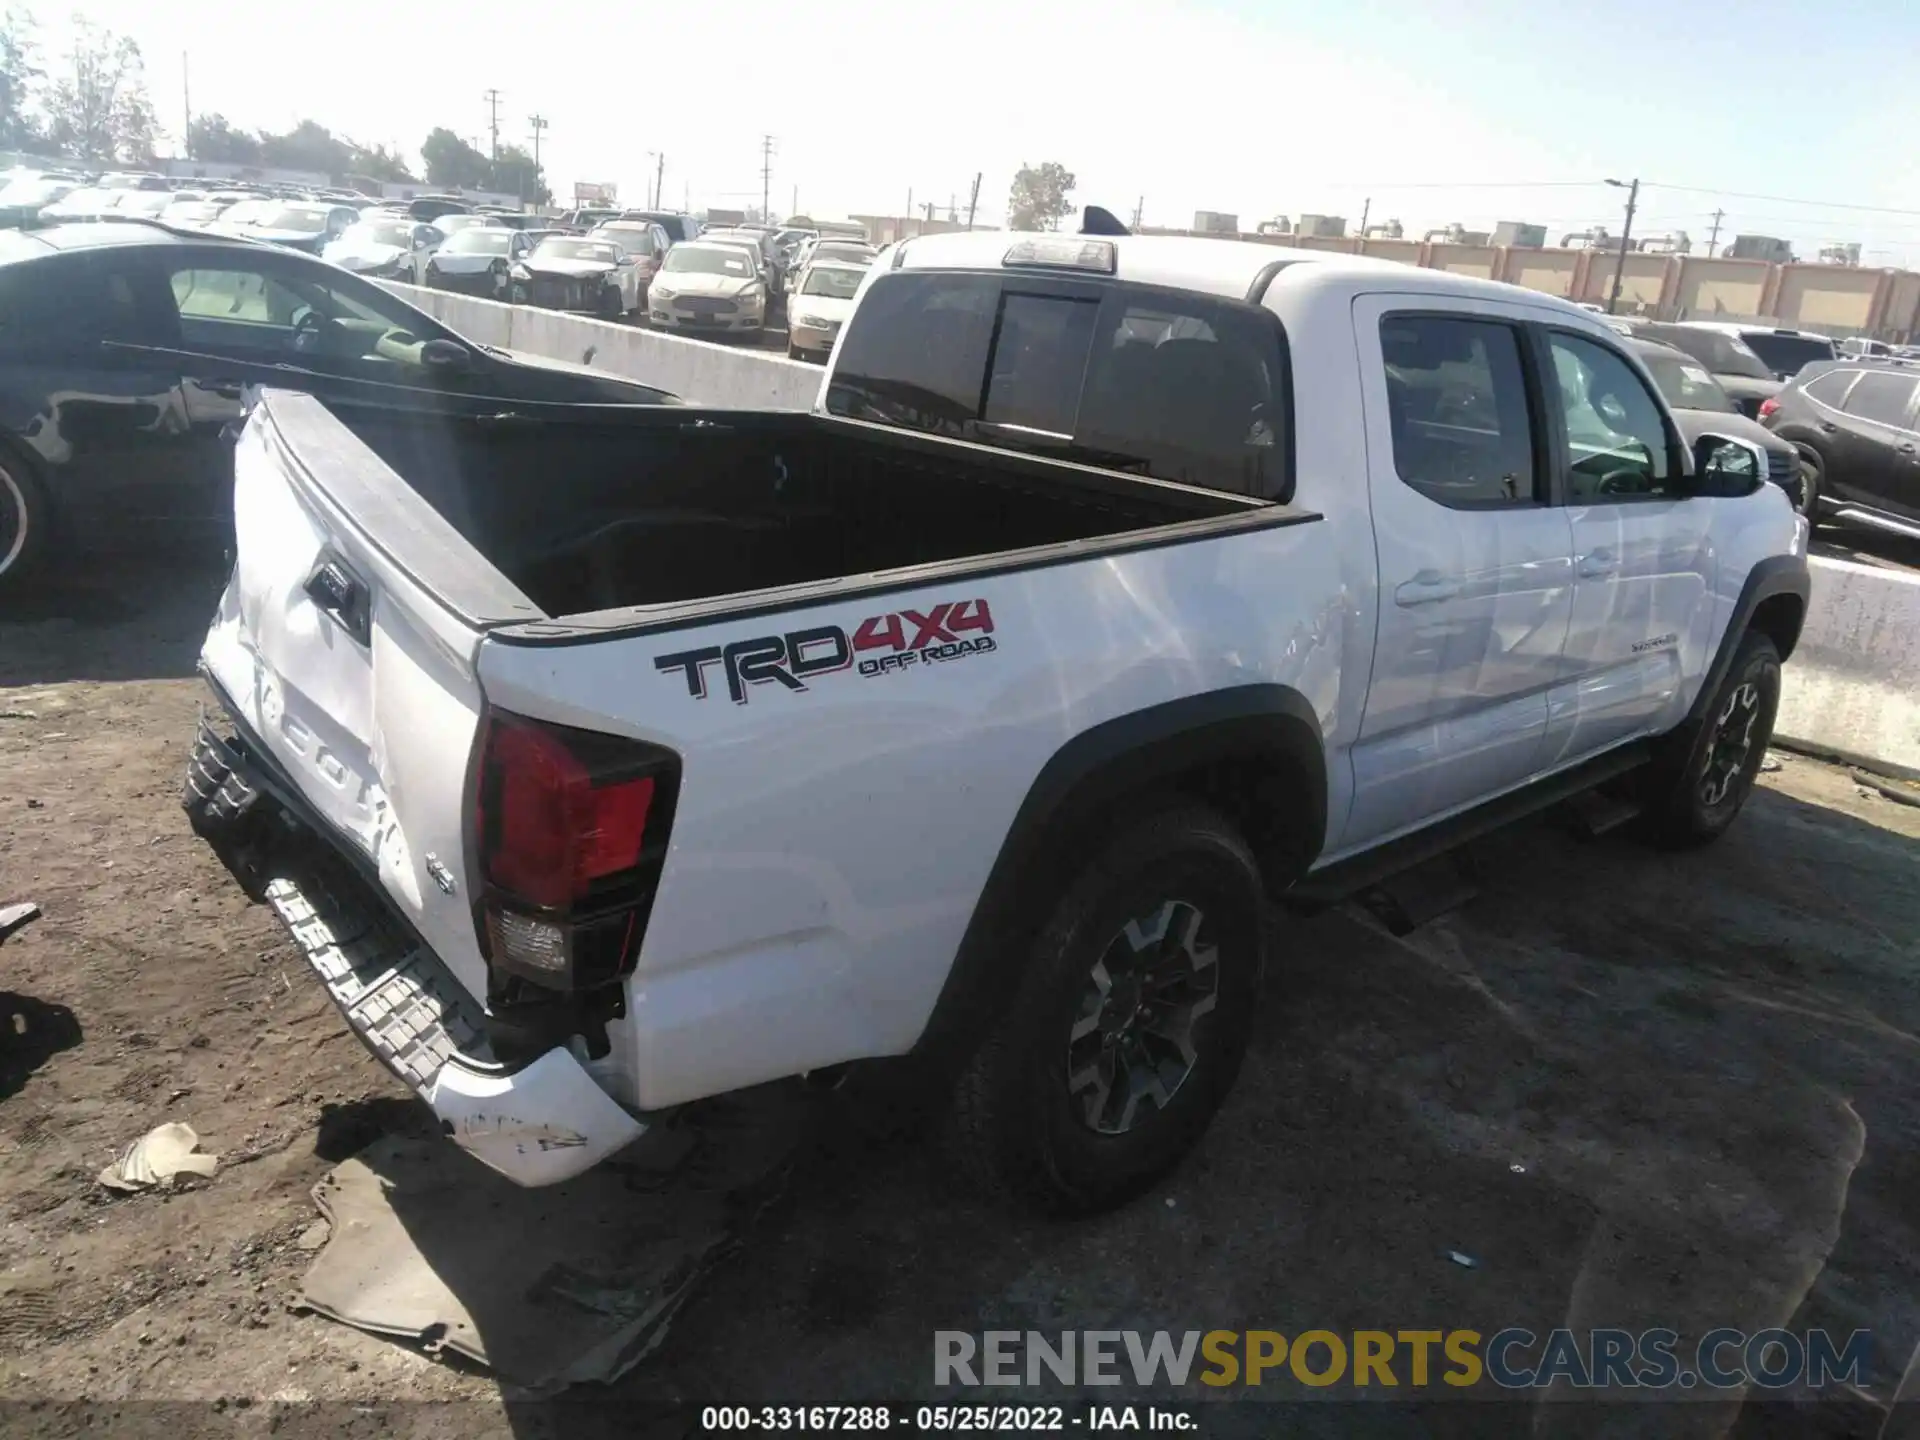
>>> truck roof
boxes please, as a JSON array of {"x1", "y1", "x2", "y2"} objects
[{"x1": 889, "y1": 230, "x2": 1592, "y2": 314}]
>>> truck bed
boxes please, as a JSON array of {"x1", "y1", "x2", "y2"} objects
[{"x1": 324, "y1": 400, "x2": 1257, "y2": 619}]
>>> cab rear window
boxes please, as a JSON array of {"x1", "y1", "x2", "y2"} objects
[{"x1": 825, "y1": 271, "x2": 1291, "y2": 500}]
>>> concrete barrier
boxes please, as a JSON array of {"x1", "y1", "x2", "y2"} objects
[
  {"x1": 1775, "y1": 557, "x2": 1920, "y2": 779},
  {"x1": 378, "y1": 282, "x2": 823, "y2": 410}
]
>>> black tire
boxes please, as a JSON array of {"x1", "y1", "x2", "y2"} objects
[
  {"x1": 947, "y1": 804, "x2": 1266, "y2": 1215},
  {"x1": 1792, "y1": 443, "x2": 1825, "y2": 523},
  {"x1": 0, "y1": 450, "x2": 49, "y2": 593},
  {"x1": 1639, "y1": 631, "x2": 1781, "y2": 849}
]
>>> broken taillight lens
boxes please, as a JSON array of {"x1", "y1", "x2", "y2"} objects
[{"x1": 473, "y1": 711, "x2": 678, "y2": 990}]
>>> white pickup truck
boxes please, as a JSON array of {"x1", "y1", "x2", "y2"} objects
[{"x1": 186, "y1": 231, "x2": 1810, "y2": 1214}]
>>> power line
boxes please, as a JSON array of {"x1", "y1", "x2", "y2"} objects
[{"x1": 1641, "y1": 183, "x2": 1920, "y2": 218}]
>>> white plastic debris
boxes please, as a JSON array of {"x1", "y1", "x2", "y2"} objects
[
  {"x1": 97, "y1": 1123, "x2": 220, "y2": 1192},
  {"x1": 1448, "y1": 1250, "x2": 1479, "y2": 1269},
  {"x1": 1510, "y1": 1163, "x2": 1527, "y2": 1174}
]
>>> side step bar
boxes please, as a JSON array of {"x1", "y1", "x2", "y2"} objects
[{"x1": 1291, "y1": 741, "x2": 1654, "y2": 910}]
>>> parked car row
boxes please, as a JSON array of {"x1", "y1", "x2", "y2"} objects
[{"x1": 1592, "y1": 315, "x2": 1920, "y2": 536}]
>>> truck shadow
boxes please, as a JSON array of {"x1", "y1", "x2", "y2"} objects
[
  {"x1": 296, "y1": 777, "x2": 1917, "y2": 1438},
  {"x1": 0, "y1": 549, "x2": 228, "y2": 685},
  {"x1": 622, "y1": 783, "x2": 1917, "y2": 1434}
]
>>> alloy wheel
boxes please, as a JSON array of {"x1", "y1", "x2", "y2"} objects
[
  {"x1": 1065, "y1": 899, "x2": 1220, "y2": 1135},
  {"x1": 1699, "y1": 681, "x2": 1761, "y2": 808}
]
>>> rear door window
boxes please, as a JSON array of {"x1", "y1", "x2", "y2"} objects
[
  {"x1": 826, "y1": 271, "x2": 1289, "y2": 498},
  {"x1": 1840, "y1": 371, "x2": 1919, "y2": 429}
]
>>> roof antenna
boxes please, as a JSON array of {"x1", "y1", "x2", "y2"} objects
[{"x1": 1080, "y1": 205, "x2": 1130, "y2": 237}]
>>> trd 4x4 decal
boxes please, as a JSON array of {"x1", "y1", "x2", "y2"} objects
[{"x1": 655, "y1": 598, "x2": 997, "y2": 704}]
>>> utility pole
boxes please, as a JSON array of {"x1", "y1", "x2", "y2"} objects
[
  {"x1": 1605, "y1": 177, "x2": 1640, "y2": 315},
  {"x1": 484, "y1": 89, "x2": 503, "y2": 162},
  {"x1": 759, "y1": 134, "x2": 776, "y2": 222},
  {"x1": 528, "y1": 115, "x2": 547, "y2": 189},
  {"x1": 1130, "y1": 195, "x2": 1144, "y2": 229},
  {"x1": 1706, "y1": 208, "x2": 1726, "y2": 258},
  {"x1": 792, "y1": 184, "x2": 798, "y2": 218},
  {"x1": 654, "y1": 152, "x2": 666, "y2": 209},
  {"x1": 1358, "y1": 196, "x2": 1371, "y2": 239},
  {"x1": 966, "y1": 172, "x2": 981, "y2": 230},
  {"x1": 182, "y1": 53, "x2": 191, "y2": 159}
]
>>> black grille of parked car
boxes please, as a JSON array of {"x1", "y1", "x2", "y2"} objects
[{"x1": 532, "y1": 276, "x2": 591, "y2": 309}]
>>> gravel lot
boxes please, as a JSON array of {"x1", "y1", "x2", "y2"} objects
[{"x1": 2, "y1": 556, "x2": 1918, "y2": 1439}]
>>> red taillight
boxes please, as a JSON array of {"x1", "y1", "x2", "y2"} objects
[
  {"x1": 474, "y1": 712, "x2": 676, "y2": 990},
  {"x1": 1758, "y1": 397, "x2": 1781, "y2": 420},
  {"x1": 481, "y1": 718, "x2": 655, "y2": 906}
]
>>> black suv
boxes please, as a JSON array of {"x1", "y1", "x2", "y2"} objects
[
  {"x1": 1763, "y1": 359, "x2": 1920, "y2": 534},
  {"x1": 1613, "y1": 319, "x2": 1786, "y2": 419},
  {"x1": 0, "y1": 219, "x2": 676, "y2": 592}
]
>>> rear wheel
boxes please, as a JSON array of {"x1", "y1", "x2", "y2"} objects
[
  {"x1": 947, "y1": 805, "x2": 1265, "y2": 1215},
  {"x1": 0, "y1": 452, "x2": 48, "y2": 594}
]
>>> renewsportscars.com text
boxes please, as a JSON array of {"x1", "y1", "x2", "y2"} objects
[{"x1": 935, "y1": 1328, "x2": 1872, "y2": 1392}]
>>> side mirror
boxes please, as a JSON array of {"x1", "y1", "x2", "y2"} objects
[
  {"x1": 420, "y1": 338, "x2": 473, "y2": 372},
  {"x1": 1689, "y1": 433, "x2": 1767, "y2": 497}
]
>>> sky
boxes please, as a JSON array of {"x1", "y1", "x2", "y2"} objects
[{"x1": 36, "y1": 0, "x2": 1920, "y2": 266}]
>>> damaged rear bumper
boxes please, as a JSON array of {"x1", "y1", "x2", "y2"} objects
[{"x1": 188, "y1": 712, "x2": 646, "y2": 1187}]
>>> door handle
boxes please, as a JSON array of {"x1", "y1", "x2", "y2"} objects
[
  {"x1": 1899, "y1": 442, "x2": 1917, "y2": 454},
  {"x1": 1394, "y1": 571, "x2": 1462, "y2": 607},
  {"x1": 1577, "y1": 549, "x2": 1619, "y2": 579},
  {"x1": 202, "y1": 378, "x2": 246, "y2": 400},
  {"x1": 1819, "y1": 421, "x2": 1838, "y2": 433}
]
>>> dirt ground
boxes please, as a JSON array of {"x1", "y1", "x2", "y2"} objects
[{"x1": 3, "y1": 556, "x2": 1919, "y2": 1439}]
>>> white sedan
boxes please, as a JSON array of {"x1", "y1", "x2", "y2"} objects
[
  {"x1": 646, "y1": 241, "x2": 768, "y2": 335},
  {"x1": 321, "y1": 218, "x2": 443, "y2": 284},
  {"x1": 785, "y1": 261, "x2": 866, "y2": 360}
]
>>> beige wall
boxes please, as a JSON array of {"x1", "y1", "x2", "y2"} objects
[
  {"x1": 1773, "y1": 264, "x2": 1880, "y2": 330},
  {"x1": 1575, "y1": 253, "x2": 1666, "y2": 306},
  {"x1": 1429, "y1": 243, "x2": 1496, "y2": 279},
  {"x1": 1506, "y1": 250, "x2": 1578, "y2": 297},
  {"x1": 1358, "y1": 238, "x2": 1423, "y2": 266},
  {"x1": 1889, "y1": 273, "x2": 1920, "y2": 338},
  {"x1": 1671, "y1": 258, "x2": 1768, "y2": 320}
]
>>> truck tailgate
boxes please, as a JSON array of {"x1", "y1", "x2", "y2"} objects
[
  {"x1": 200, "y1": 394, "x2": 513, "y2": 1002},
  {"x1": 196, "y1": 393, "x2": 648, "y2": 1184}
]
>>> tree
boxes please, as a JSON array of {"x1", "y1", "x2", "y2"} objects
[
  {"x1": 420, "y1": 127, "x2": 489, "y2": 190},
  {"x1": 0, "y1": 8, "x2": 41, "y2": 150},
  {"x1": 186, "y1": 112, "x2": 260, "y2": 165},
  {"x1": 257, "y1": 118, "x2": 349, "y2": 178},
  {"x1": 344, "y1": 139, "x2": 414, "y2": 183},
  {"x1": 490, "y1": 141, "x2": 548, "y2": 204},
  {"x1": 1007, "y1": 161, "x2": 1076, "y2": 232},
  {"x1": 39, "y1": 19, "x2": 156, "y2": 165}
]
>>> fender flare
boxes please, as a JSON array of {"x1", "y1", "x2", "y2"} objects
[
  {"x1": 1687, "y1": 553, "x2": 1811, "y2": 728},
  {"x1": 911, "y1": 683, "x2": 1326, "y2": 1069}
]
